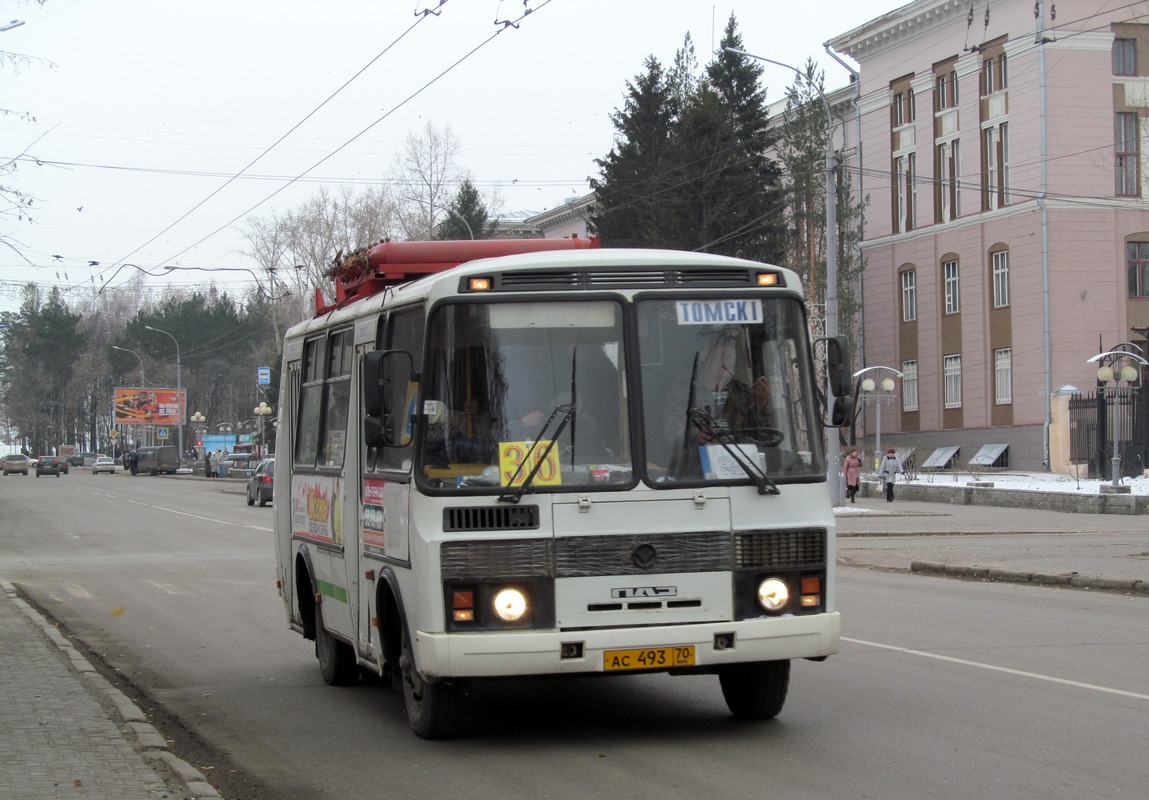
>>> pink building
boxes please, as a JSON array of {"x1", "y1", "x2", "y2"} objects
[{"x1": 827, "y1": 0, "x2": 1149, "y2": 471}]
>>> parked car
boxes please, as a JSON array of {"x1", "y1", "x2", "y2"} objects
[
  {"x1": 91, "y1": 456, "x2": 116, "y2": 475},
  {"x1": 67, "y1": 452, "x2": 99, "y2": 467},
  {"x1": 35, "y1": 456, "x2": 63, "y2": 477},
  {"x1": 221, "y1": 452, "x2": 260, "y2": 479},
  {"x1": 246, "y1": 458, "x2": 275, "y2": 506},
  {"x1": 1, "y1": 453, "x2": 33, "y2": 475}
]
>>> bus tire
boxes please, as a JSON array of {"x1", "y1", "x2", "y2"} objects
[
  {"x1": 400, "y1": 620, "x2": 459, "y2": 739},
  {"x1": 315, "y1": 605, "x2": 358, "y2": 686},
  {"x1": 718, "y1": 659, "x2": 790, "y2": 720}
]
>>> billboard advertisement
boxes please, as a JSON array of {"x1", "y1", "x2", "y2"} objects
[{"x1": 113, "y1": 387, "x2": 185, "y2": 426}]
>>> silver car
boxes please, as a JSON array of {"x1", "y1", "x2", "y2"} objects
[{"x1": 91, "y1": 456, "x2": 116, "y2": 475}]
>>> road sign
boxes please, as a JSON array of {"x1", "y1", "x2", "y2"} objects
[
  {"x1": 109, "y1": 430, "x2": 118, "y2": 439},
  {"x1": 258, "y1": 366, "x2": 271, "y2": 385},
  {"x1": 157, "y1": 427, "x2": 169, "y2": 440}
]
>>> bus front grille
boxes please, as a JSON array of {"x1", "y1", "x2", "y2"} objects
[
  {"x1": 444, "y1": 505, "x2": 540, "y2": 532},
  {"x1": 734, "y1": 528, "x2": 826, "y2": 569}
]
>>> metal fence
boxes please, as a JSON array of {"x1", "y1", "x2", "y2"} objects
[{"x1": 1069, "y1": 387, "x2": 1146, "y2": 479}]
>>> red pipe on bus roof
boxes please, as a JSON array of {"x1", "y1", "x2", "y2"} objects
[{"x1": 365, "y1": 235, "x2": 599, "y2": 268}]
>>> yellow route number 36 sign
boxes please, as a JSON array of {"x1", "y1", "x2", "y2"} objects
[{"x1": 498, "y1": 440, "x2": 562, "y2": 487}]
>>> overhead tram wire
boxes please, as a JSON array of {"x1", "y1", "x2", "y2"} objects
[
  {"x1": 129, "y1": 0, "x2": 556, "y2": 283},
  {"x1": 99, "y1": 2, "x2": 450, "y2": 294}
]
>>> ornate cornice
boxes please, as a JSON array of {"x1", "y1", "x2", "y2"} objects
[{"x1": 826, "y1": 0, "x2": 970, "y2": 62}]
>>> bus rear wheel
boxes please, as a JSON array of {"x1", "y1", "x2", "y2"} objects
[
  {"x1": 400, "y1": 621, "x2": 459, "y2": 739},
  {"x1": 315, "y1": 605, "x2": 358, "y2": 686},
  {"x1": 718, "y1": 659, "x2": 790, "y2": 720}
]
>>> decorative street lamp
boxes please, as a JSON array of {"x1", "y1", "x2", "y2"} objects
[
  {"x1": 1087, "y1": 348, "x2": 1147, "y2": 492},
  {"x1": 253, "y1": 402, "x2": 274, "y2": 457},
  {"x1": 852, "y1": 366, "x2": 903, "y2": 470},
  {"x1": 190, "y1": 411, "x2": 206, "y2": 450},
  {"x1": 143, "y1": 325, "x2": 184, "y2": 460}
]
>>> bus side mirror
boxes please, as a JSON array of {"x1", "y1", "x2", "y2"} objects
[
  {"x1": 363, "y1": 350, "x2": 413, "y2": 448},
  {"x1": 825, "y1": 336, "x2": 853, "y2": 427}
]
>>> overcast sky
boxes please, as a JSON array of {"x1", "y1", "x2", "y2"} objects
[{"x1": 1, "y1": 0, "x2": 898, "y2": 314}]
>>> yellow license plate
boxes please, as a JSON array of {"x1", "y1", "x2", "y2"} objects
[{"x1": 603, "y1": 645, "x2": 695, "y2": 671}]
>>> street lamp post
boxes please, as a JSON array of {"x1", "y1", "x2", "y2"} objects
[
  {"x1": 1087, "y1": 349, "x2": 1147, "y2": 491},
  {"x1": 725, "y1": 46, "x2": 840, "y2": 498},
  {"x1": 144, "y1": 326, "x2": 183, "y2": 460},
  {"x1": 853, "y1": 366, "x2": 903, "y2": 471},
  {"x1": 253, "y1": 402, "x2": 273, "y2": 457}
]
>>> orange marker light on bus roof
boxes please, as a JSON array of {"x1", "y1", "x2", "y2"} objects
[
  {"x1": 468, "y1": 277, "x2": 492, "y2": 291},
  {"x1": 756, "y1": 272, "x2": 779, "y2": 287}
]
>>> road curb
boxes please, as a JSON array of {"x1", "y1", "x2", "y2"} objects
[
  {"x1": 910, "y1": 561, "x2": 1148, "y2": 595},
  {"x1": 1, "y1": 580, "x2": 223, "y2": 800}
]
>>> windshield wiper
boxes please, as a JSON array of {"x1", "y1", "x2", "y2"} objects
[
  {"x1": 688, "y1": 407, "x2": 779, "y2": 495},
  {"x1": 498, "y1": 403, "x2": 576, "y2": 503}
]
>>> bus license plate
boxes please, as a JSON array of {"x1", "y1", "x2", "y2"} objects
[{"x1": 603, "y1": 645, "x2": 695, "y2": 671}]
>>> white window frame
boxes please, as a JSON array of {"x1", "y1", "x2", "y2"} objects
[
  {"x1": 992, "y1": 250, "x2": 1009, "y2": 308},
  {"x1": 901, "y1": 269, "x2": 917, "y2": 322},
  {"x1": 943, "y1": 259, "x2": 960, "y2": 314},
  {"x1": 944, "y1": 354, "x2": 962, "y2": 409},
  {"x1": 1116, "y1": 112, "x2": 1140, "y2": 197},
  {"x1": 994, "y1": 348, "x2": 1012, "y2": 405},
  {"x1": 901, "y1": 360, "x2": 919, "y2": 412},
  {"x1": 938, "y1": 139, "x2": 961, "y2": 221}
]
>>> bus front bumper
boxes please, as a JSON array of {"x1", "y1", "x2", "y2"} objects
[{"x1": 412, "y1": 612, "x2": 840, "y2": 679}]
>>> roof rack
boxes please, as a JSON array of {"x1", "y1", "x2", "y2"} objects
[{"x1": 315, "y1": 236, "x2": 600, "y2": 316}]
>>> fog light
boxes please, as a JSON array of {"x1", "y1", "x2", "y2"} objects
[
  {"x1": 492, "y1": 588, "x2": 528, "y2": 622},
  {"x1": 757, "y1": 578, "x2": 789, "y2": 612}
]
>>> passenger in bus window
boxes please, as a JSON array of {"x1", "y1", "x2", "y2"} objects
[{"x1": 667, "y1": 329, "x2": 776, "y2": 478}]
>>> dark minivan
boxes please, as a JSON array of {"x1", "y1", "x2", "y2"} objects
[{"x1": 132, "y1": 445, "x2": 180, "y2": 476}]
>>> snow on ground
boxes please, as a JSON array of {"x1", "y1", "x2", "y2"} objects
[{"x1": 834, "y1": 469, "x2": 1149, "y2": 513}]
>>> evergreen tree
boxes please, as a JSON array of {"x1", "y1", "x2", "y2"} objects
[
  {"x1": 589, "y1": 56, "x2": 678, "y2": 247},
  {"x1": 437, "y1": 178, "x2": 496, "y2": 240},
  {"x1": 704, "y1": 15, "x2": 786, "y2": 263}
]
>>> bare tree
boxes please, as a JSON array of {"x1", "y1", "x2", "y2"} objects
[{"x1": 392, "y1": 121, "x2": 462, "y2": 240}]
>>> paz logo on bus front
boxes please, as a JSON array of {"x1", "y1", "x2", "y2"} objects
[{"x1": 676, "y1": 299, "x2": 763, "y2": 325}]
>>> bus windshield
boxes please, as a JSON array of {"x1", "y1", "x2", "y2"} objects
[
  {"x1": 418, "y1": 299, "x2": 631, "y2": 490},
  {"x1": 637, "y1": 296, "x2": 824, "y2": 484}
]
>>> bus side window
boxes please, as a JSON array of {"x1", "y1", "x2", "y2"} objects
[
  {"x1": 379, "y1": 306, "x2": 425, "y2": 472},
  {"x1": 295, "y1": 337, "x2": 324, "y2": 467},
  {"x1": 317, "y1": 329, "x2": 353, "y2": 469}
]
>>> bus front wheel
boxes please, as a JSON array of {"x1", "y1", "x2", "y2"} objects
[
  {"x1": 315, "y1": 605, "x2": 358, "y2": 686},
  {"x1": 400, "y1": 621, "x2": 459, "y2": 739},
  {"x1": 718, "y1": 659, "x2": 790, "y2": 720}
]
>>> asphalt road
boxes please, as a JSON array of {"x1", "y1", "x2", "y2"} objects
[{"x1": 1, "y1": 472, "x2": 1146, "y2": 800}]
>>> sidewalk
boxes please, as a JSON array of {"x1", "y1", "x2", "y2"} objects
[{"x1": 0, "y1": 580, "x2": 221, "y2": 800}]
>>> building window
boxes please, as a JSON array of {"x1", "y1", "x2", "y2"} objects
[
  {"x1": 894, "y1": 92, "x2": 905, "y2": 127},
  {"x1": 984, "y1": 123, "x2": 1009, "y2": 210},
  {"x1": 1116, "y1": 113, "x2": 1140, "y2": 196},
  {"x1": 938, "y1": 139, "x2": 961, "y2": 221},
  {"x1": 934, "y1": 70, "x2": 957, "y2": 112},
  {"x1": 1127, "y1": 241, "x2": 1149, "y2": 298},
  {"x1": 908, "y1": 88, "x2": 916, "y2": 121},
  {"x1": 1114, "y1": 38, "x2": 1137, "y2": 76},
  {"x1": 943, "y1": 259, "x2": 960, "y2": 314},
  {"x1": 983, "y1": 58, "x2": 994, "y2": 96},
  {"x1": 901, "y1": 269, "x2": 917, "y2": 322},
  {"x1": 994, "y1": 348, "x2": 1012, "y2": 405},
  {"x1": 992, "y1": 250, "x2": 1010, "y2": 308},
  {"x1": 944, "y1": 354, "x2": 962, "y2": 409},
  {"x1": 893, "y1": 154, "x2": 916, "y2": 233},
  {"x1": 902, "y1": 360, "x2": 919, "y2": 412},
  {"x1": 1000, "y1": 54, "x2": 1008, "y2": 89}
]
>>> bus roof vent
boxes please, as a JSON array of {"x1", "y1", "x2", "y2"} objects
[{"x1": 444, "y1": 505, "x2": 540, "y2": 532}]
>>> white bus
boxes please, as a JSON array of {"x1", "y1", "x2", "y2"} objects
[{"x1": 273, "y1": 238, "x2": 849, "y2": 738}]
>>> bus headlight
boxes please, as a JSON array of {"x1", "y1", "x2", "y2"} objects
[
  {"x1": 492, "y1": 588, "x2": 528, "y2": 622},
  {"x1": 757, "y1": 578, "x2": 789, "y2": 613}
]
